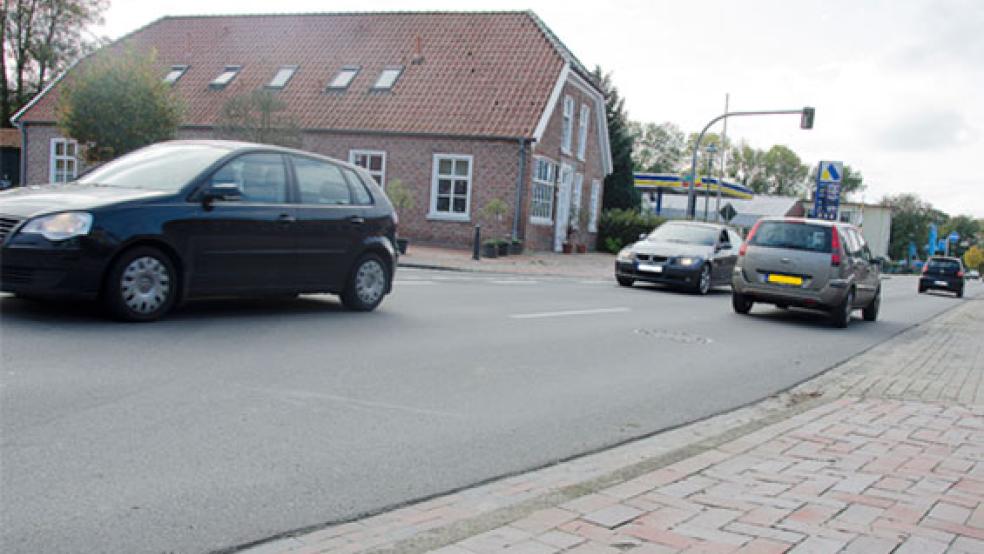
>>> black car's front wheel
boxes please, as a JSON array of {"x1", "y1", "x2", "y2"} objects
[
  {"x1": 694, "y1": 264, "x2": 712, "y2": 295},
  {"x1": 616, "y1": 276, "x2": 634, "y2": 287},
  {"x1": 341, "y1": 253, "x2": 390, "y2": 312},
  {"x1": 103, "y1": 246, "x2": 178, "y2": 322}
]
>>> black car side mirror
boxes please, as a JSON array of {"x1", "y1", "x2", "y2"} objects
[
  {"x1": 203, "y1": 182, "x2": 243, "y2": 204},
  {"x1": 716, "y1": 242, "x2": 730, "y2": 252},
  {"x1": 639, "y1": 233, "x2": 648, "y2": 241}
]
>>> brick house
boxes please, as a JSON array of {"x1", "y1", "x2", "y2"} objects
[{"x1": 10, "y1": 11, "x2": 612, "y2": 252}]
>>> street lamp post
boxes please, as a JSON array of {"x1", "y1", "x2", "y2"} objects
[
  {"x1": 702, "y1": 143, "x2": 717, "y2": 221},
  {"x1": 686, "y1": 107, "x2": 814, "y2": 219}
]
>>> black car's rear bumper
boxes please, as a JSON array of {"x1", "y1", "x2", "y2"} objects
[
  {"x1": 920, "y1": 276, "x2": 962, "y2": 293},
  {"x1": 615, "y1": 261, "x2": 701, "y2": 288}
]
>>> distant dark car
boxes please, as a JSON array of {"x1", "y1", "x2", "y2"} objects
[
  {"x1": 919, "y1": 256, "x2": 965, "y2": 297},
  {"x1": 0, "y1": 140, "x2": 398, "y2": 321},
  {"x1": 614, "y1": 221, "x2": 743, "y2": 294}
]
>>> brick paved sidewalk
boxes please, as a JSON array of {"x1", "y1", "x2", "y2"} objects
[
  {"x1": 398, "y1": 244, "x2": 614, "y2": 280},
  {"x1": 246, "y1": 298, "x2": 984, "y2": 554}
]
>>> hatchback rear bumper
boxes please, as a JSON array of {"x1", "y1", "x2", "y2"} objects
[
  {"x1": 732, "y1": 270, "x2": 846, "y2": 309},
  {"x1": 920, "y1": 276, "x2": 962, "y2": 292}
]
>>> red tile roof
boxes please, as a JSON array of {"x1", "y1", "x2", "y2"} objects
[{"x1": 16, "y1": 11, "x2": 594, "y2": 139}]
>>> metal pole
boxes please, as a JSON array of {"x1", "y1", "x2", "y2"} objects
[
  {"x1": 688, "y1": 108, "x2": 807, "y2": 219},
  {"x1": 473, "y1": 225, "x2": 481, "y2": 260},
  {"x1": 702, "y1": 146, "x2": 711, "y2": 221},
  {"x1": 715, "y1": 93, "x2": 729, "y2": 222},
  {"x1": 511, "y1": 139, "x2": 527, "y2": 241}
]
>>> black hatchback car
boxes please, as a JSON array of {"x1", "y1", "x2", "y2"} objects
[
  {"x1": 919, "y1": 256, "x2": 965, "y2": 298},
  {"x1": 0, "y1": 140, "x2": 398, "y2": 321}
]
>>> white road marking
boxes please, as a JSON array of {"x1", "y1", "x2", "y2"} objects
[{"x1": 510, "y1": 307, "x2": 631, "y2": 319}]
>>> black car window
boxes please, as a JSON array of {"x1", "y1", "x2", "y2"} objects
[
  {"x1": 292, "y1": 156, "x2": 352, "y2": 205},
  {"x1": 928, "y1": 259, "x2": 961, "y2": 274},
  {"x1": 209, "y1": 153, "x2": 287, "y2": 203},
  {"x1": 78, "y1": 143, "x2": 231, "y2": 191},
  {"x1": 750, "y1": 221, "x2": 832, "y2": 253},
  {"x1": 342, "y1": 168, "x2": 374, "y2": 205},
  {"x1": 647, "y1": 223, "x2": 717, "y2": 246},
  {"x1": 718, "y1": 230, "x2": 730, "y2": 248}
]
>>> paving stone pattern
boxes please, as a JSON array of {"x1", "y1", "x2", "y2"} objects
[{"x1": 248, "y1": 298, "x2": 983, "y2": 553}]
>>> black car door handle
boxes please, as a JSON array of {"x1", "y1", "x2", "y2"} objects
[
  {"x1": 278, "y1": 213, "x2": 296, "y2": 223},
  {"x1": 348, "y1": 216, "x2": 365, "y2": 224}
]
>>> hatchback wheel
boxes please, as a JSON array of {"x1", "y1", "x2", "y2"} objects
[
  {"x1": 957, "y1": 287, "x2": 964, "y2": 298},
  {"x1": 863, "y1": 288, "x2": 880, "y2": 322},
  {"x1": 341, "y1": 253, "x2": 389, "y2": 312},
  {"x1": 832, "y1": 289, "x2": 854, "y2": 328},
  {"x1": 694, "y1": 264, "x2": 712, "y2": 295},
  {"x1": 732, "y1": 292, "x2": 753, "y2": 314},
  {"x1": 104, "y1": 246, "x2": 177, "y2": 322}
]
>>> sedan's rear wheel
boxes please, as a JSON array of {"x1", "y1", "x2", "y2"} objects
[
  {"x1": 104, "y1": 246, "x2": 177, "y2": 322},
  {"x1": 732, "y1": 292, "x2": 753, "y2": 314},
  {"x1": 341, "y1": 253, "x2": 389, "y2": 312}
]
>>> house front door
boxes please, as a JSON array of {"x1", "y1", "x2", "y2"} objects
[{"x1": 554, "y1": 164, "x2": 574, "y2": 252}]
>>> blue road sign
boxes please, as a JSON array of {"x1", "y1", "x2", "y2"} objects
[
  {"x1": 812, "y1": 161, "x2": 844, "y2": 221},
  {"x1": 949, "y1": 231, "x2": 960, "y2": 242}
]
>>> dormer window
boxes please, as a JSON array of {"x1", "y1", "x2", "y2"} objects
[
  {"x1": 327, "y1": 66, "x2": 360, "y2": 91},
  {"x1": 372, "y1": 67, "x2": 403, "y2": 91},
  {"x1": 267, "y1": 65, "x2": 297, "y2": 89},
  {"x1": 163, "y1": 65, "x2": 188, "y2": 85},
  {"x1": 209, "y1": 65, "x2": 241, "y2": 89}
]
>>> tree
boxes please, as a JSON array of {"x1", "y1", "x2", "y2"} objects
[
  {"x1": 964, "y1": 245, "x2": 983, "y2": 273},
  {"x1": 728, "y1": 140, "x2": 768, "y2": 192},
  {"x1": 214, "y1": 89, "x2": 302, "y2": 148},
  {"x1": 763, "y1": 145, "x2": 808, "y2": 196},
  {"x1": 3, "y1": 0, "x2": 108, "y2": 127},
  {"x1": 592, "y1": 66, "x2": 638, "y2": 211},
  {"x1": 629, "y1": 121, "x2": 684, "y2": 173},
  {"x1": 942, "y1": 214, "x2": 980, "y2": 257},
  {"x1": 883, "y1": 193, "x2": 946, "y2": 260},
  {"x1": 56, "y1": 48, "x2": 183, "y2": 162}
]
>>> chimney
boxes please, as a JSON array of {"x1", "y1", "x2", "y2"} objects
[{"x1": 412, "y1": 35, "x2": 424, "y2": 65}]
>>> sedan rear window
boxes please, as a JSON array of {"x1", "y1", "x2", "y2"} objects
[
  {"x1": 78, "y1": 143, "x2": 231, "y2": 191},
  {"x1": 749, "y1": 221, "x2": 832, "y2": 253}
]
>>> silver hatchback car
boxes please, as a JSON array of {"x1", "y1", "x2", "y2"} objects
[{"x1": 731, "y1": 217, "x2": 881, "y2": 328}]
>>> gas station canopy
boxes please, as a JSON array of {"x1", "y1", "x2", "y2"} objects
[{"x1": 633, "y1": 173, "x2": 754, "y2": 200}]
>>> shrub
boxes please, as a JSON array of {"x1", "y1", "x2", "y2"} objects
[{"x1": 596, "y1": 209, "x2": 666, "y2": 253}]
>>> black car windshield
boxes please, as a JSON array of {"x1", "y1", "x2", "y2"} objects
[
  {"x1": 749, "y1": 221, "x2": 832, "y2": 253},
  {"x1": 76, "y1": 143, "x2": 232, "y2": 191},
  {"x1": 647, "y1": 223, "x2": 717, "y2": 246}
]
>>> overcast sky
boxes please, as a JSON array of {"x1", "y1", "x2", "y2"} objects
[{"x1": 96, "y1": 0, "x2": 983, "y2": 217}]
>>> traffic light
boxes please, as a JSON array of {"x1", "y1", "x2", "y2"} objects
[{"x1": 800, "y1": 107, "x2": 815, "y2": 129}]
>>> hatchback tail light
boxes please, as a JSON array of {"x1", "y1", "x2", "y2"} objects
[
  {"x1": 830, "y1": 226, "x2": 841, "y2": 267},
  {"x1": 957, "y1": 270, "x2": 964, "y2": 278},
  {"x1": 922, "y1": 263, "x2": 929, "y2": 274},
  {"x1": 739, "y1": 220, "x2": 761, "y2": 256}
]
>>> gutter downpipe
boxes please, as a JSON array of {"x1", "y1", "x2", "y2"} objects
[
  {"x1": 18, "y1": 122, "x2": 27, "y2": 186},
  {"x1": 512, "y1": 138, "x2": 529, "y2": 241}
]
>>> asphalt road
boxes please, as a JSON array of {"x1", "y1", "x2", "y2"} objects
[{"x1": 1, "y1": 271, "x2": 980, "y2": 553}]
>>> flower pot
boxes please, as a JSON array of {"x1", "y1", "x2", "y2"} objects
[
  {"x1": 576, "y1": 243, "x2": 587, "y2": 254},
  {"x1": 482, "y1": 243, "x2": 498, "y2": 258},
  {"x1": 497, "y1": 242, "x2": 509, "y2": 256},
  {"x1": 562, "y1": 242, "x2": 573, "y2": 254},
  {"x1": 509, "y1": 241, "x2": 524, "y2": 255},
  {"x1": 396, "y1": 238, "x2": 409, "y2": 255}
]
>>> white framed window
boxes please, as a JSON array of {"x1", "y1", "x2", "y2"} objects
[
  {"x1": 267, "y1": 65, "x2": 297, "y2": 89},
  {"x1": 163, "y1": 65, "x2": 188, "y2": 85},
  {"x1": 572, "y1": 173, "x2": 584, "y2": 229},
  {"x1": 328, "y1": 66, "x2": 360, "y2": 90},
  {"x1": 210, "y1": 65, "x2": 241, "y2": 89},
  {"x1": 349, "y1": 150, "x2": 386, "y2": 187},
  {"x1": 561, "y1": 95, "x2": 575, "y2": 154},
  {"x1": 588, "y1": 179, "x2": 601, "y2": 233},
  {"x1": 428, "y1": 154, "x2": 472, "y2": 221},
  {"x1": 530, "y1": 156, "x2": 556, "y2": 225},
  {"x1": 49, "y1": 138, "x2": 79, "y2": 183},
  {"x1": 577, "y1": 104, "x2": 590, "y2": 160},
  {"x1": 373, "y1": 67, "x2": 404, "y2": 90}
]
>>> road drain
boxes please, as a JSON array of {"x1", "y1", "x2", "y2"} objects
[{"x1": 633, "y1": 328, "x2": 713, "y2": 344}]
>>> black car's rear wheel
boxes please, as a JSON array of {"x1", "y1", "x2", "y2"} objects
[
  {"x1": 104, "y1": 246, "x2": 178, "y2": 322},
  {"x1": 732, "y1": 292, "x2": 753, "y2": 314},
  {"x1": 957, "y1": 287, "x2": 964, "y2": 298},
  {"x1": 341, "y1": 253, "x2": 389, "y2": 312}
]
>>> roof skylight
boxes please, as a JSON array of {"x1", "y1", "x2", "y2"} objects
[
  {"x1": 327, "y1": 66, "x2": 360, "y2": 90},
  {"x1": 372, "y1": 67, "x2": 403, "y2": 91},
  {"x1": 163, "y1": 65, "x2": 188, "y2": 85},
  {"x1": 267, "y1": 66, "x2": 297, "y2": 89},
  {"x1": 209, "y1": 66, "x2": 241, "y2": 89}
]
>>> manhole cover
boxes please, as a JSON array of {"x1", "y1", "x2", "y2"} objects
[{"x1": 633, "y1": 328, "x2": 713, "y2": 344}]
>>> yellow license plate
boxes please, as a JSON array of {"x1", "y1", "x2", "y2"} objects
[{"x1": 768, "y1": 274, "x2": 803, "y2": 286}]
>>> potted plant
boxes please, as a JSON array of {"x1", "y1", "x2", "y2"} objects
[
  {"x1": 496, "y1": 238, "x2": 510, "y2": 256},
  {"x1": 385, "y1": 179, "x2": 415, "y2": 254},
  {"x1": 480, "y1": 197, "x2": 509, "y2": 255},
  {"x1": 509, "y1": 238, "x2": 524, "y2": 255},
  {"x1": 482, "y1": 239, "x2": 499, "y2": 258}
]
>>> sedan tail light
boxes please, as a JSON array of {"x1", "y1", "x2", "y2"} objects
[{"x1": 830, "y1": 226, "x2": 841, "y2": 267}]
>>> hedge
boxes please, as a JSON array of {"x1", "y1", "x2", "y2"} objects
[{"x1": 596, "y1": 209, "x2": 667, "y2": 253}]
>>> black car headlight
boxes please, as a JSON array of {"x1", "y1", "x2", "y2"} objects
[
  {"x1": 19, "y1": 212, "x2": 93, "y2": 241},
  {"x1": 616, "y1": 248, "x2": 634, "y2": 262},
  {"x1": 675, "y1": 256, "x2": 702, "y2": 267}
]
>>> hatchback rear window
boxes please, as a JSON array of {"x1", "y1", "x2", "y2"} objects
[
  {"x1": 749, "y1": 221, "x2": 832, "y2": 253},
  {"x1": 928, "y1": 259, "x2": 961, "y2": 273}
]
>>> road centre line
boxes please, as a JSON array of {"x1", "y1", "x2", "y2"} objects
[{"x1": 510, "y1": 307, "x2": 631, "y2": 319}]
